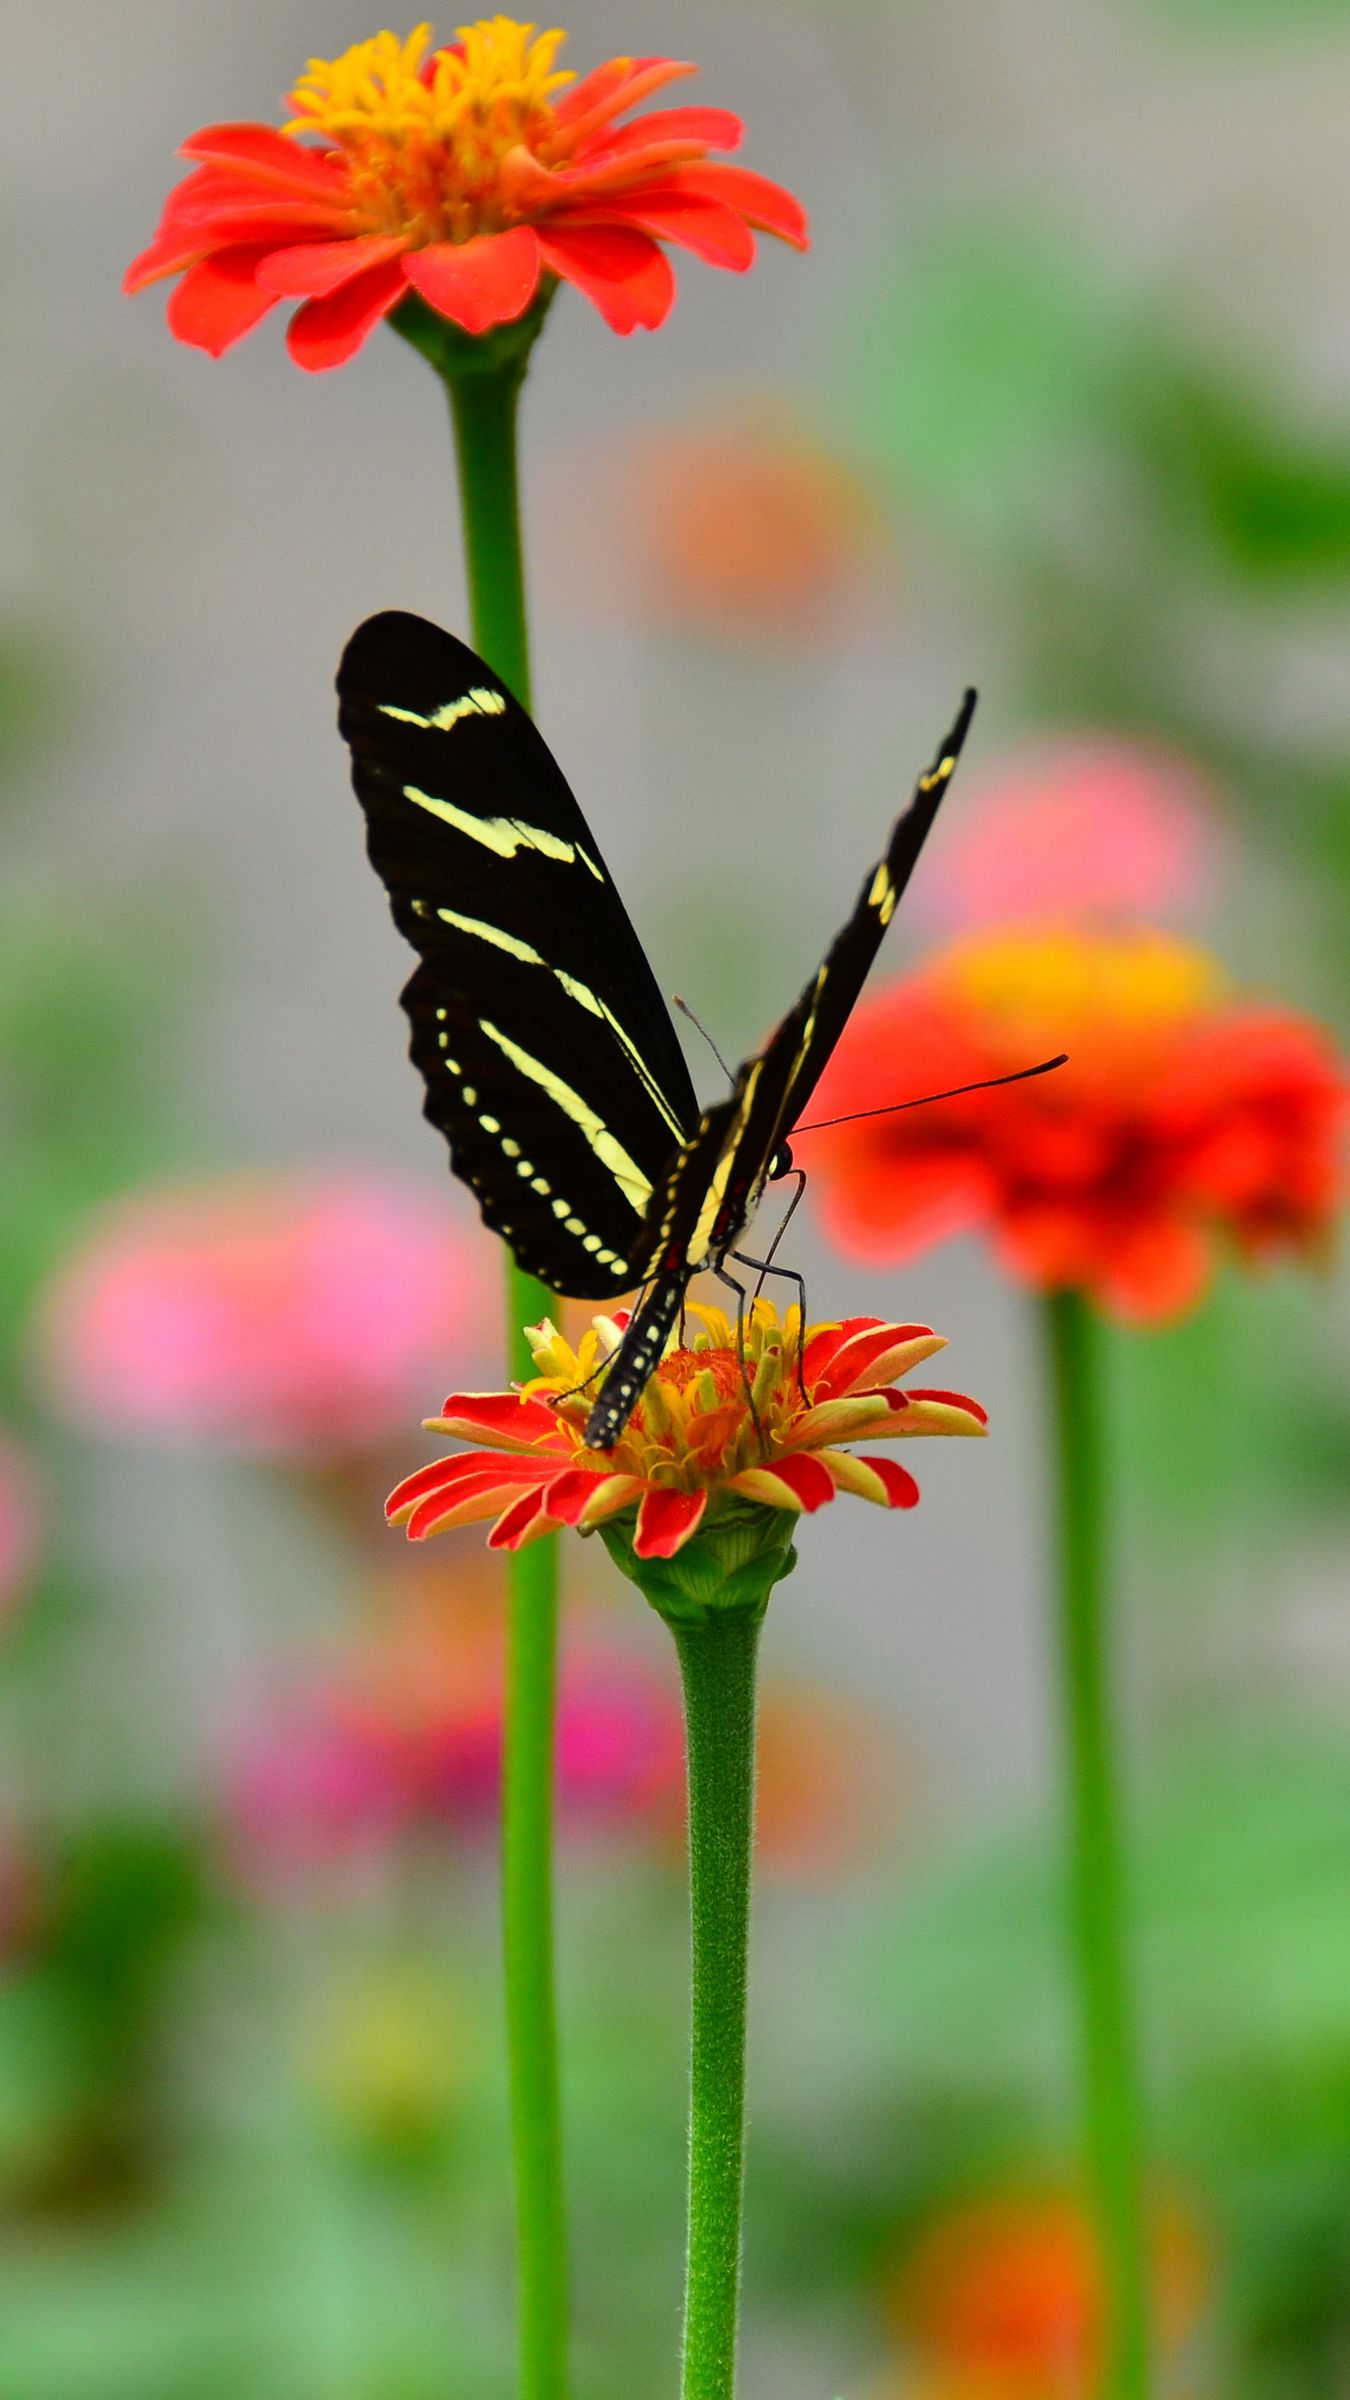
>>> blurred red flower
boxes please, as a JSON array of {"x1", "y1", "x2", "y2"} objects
[
  {"x1": 806, "y1": 927, "x2": 1347, "y2": 1323},
  {"x1": 125, "y1": 20, "x2": 807, "y2": 368},
  {"x1": 887, "y1": 2186, "x2": 1208, "y2": 2397},
  {"x1": 36, "y1": 1173, "x2": 490, "y2": 1459},
  {"x1": 387, "y1": 1298, "x2": 986, "y2": 1563},
  {"x1": 912, "y1": 739, "x2": 1227, "y2": 936}
]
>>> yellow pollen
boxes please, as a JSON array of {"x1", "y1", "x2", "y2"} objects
[
  {"x1": 284, "y1": 19, "x2": 575, "y2": 243},
  {"x1": 940, "y1": 927, "x2": 1227, "y2": 1048}
]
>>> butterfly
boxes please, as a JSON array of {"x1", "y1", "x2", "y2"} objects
[{"x1": 337, "y1": 611, "x2": 975, "y2": 1450}]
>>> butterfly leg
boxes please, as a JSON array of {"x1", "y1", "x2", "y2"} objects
[
  {"x1": 713, "y1": 1257, "x2": 766, "y2": 1452},
  {"x1": 728, "y1": 1250, "x2": 811, "y2": 1409}
]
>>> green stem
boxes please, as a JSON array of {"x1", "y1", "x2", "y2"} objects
[
  {"x1": 670, "y1": 1605, "x2": 763, "y2": 2400},
  {"x1": 1044, "y1": 1290, "x2": 1151, "y2": 2400},
  {"x1": 394, "y1": 291, "x2": 568, "y2": 2400}
]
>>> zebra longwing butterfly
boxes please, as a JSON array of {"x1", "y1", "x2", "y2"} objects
[{"x1": 338, "y1": 611, "x2": 974, "y2": 1449}]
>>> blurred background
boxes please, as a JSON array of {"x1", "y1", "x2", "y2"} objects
[{"x1": 2, "y1": 0, "x2": 1349, "y2": 2392}]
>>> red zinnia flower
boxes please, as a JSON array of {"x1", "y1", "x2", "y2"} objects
[
  {"x1": 124, "y1": 19, "x2": 808, "y2": 368},
  {"x1": 387, "y1": 1299, "x2": 986, "y2": 1563},
  {"x1": 806, "y1": 927, "x2": 1347, "y2": 1324}
]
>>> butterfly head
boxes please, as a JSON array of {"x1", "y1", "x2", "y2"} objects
[{"x1": 768, "y1": 1139, "x2": 795, "y2": 1181}]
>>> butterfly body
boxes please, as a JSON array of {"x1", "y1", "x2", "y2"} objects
[{"x1": 338, "y1": 611, "x2": 974, "y2": 1451}]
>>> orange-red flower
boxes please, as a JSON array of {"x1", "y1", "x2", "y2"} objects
[
  {"x1": 386, "y1": 1300, "x2": 986, "y2": 1563},
  {"x1": 805, "y1": 927, "x2": 1347, "y2": 1323},
  {"x1": 886, "y1": 2185, "x2": 1208, "y2": 2398},
  {"x1": 125, "y1": 19, "x2": 808, "y2": 368}
]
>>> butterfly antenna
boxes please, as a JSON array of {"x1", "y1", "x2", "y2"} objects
[
  {"x1": 673, "y1": 994, "x2": 733, "y2": 1084},
  {"x1": 794, "y1": 1051, "x2": 1068, "y2": 1134}
]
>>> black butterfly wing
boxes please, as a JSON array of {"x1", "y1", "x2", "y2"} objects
[
  {"x1": 762, "y1": 686, "x2": 977, "y2": 1147},
  {"x1": 338, "y1": 612, "x2": 700, "y2": 1299},
  {"x1": 630, "y1": 687, "x2": 978, "y2": 1274},
  {"x1": 583, "y1": 691, "x2": 975, "y2": 1449}
]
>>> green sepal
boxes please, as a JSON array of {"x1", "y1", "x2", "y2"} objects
[
  {"x1": 389, "y1": 283, "x2": 557, "y2": 386},
  {"x1": 597, "y1": 1501, "x2": 798, "y2": 1629}
]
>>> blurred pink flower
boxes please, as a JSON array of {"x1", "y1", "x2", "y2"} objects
[
  {"x1": 914, "y1": 739, "x2": 1228, "y2": 936},
  {"x1": 227, "y1": 1698, "x2": 406, "y2": 1883},
  {"x1": 0, "y1": 1432, "x2": 44, "y2": 1624},
  {"x1": 221, "y1": 1570, "x2": 686, "y2": 1886},
  {"x1": 35, "y1": 1173, "x2": 490, "y2": 1459}
]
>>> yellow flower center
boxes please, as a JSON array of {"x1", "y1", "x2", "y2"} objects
[
  {"x1": 526, "y1": 1301, "x2": 809, "y2": 1490},
  {"x1": 938, "y1": 926, "x2": 1227, "y2": 1054},
  {"x1": 285, "y1": 19, "x2": 576, "y2": 241}
]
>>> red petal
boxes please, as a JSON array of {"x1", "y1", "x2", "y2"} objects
[
  {"x1": 539, "y1": 224, "x2": 675, "y2": 332},
  {"x1": 583, "y1": 190, "x2": 754, "y2": 270},
  {"x1": 387, "y1": 1451, "x2": 555, "y2": 1518},
  {"x1": 406, "y1": 1477, "x2": 526, "y2": 1539},
  {"x1": 433, "y1": 1391, "x2": 561, "y2": 1449},
  {"x1": 905, "y1": 1387, "x2": 989, "y2": 1426},
  {"x1": 285, "y1": 257, "x2": 408, "y2": 370},
  {"x1": 586, "y1": 107, "x2": 743, "y2": 160},
  {"x1": 164, "y1": 247, "x2": 280, "y2": 354},
  {"x1": 857, "y1": 1457, "x2": 920, "y2": 1510},
  {"x1": 542, "y1": 1466, "x2": 608, "y2": 1525},
  {"x1": 553, "y1": 57, "x2": 696, "y2": 141},
  {"x1": 403, "y1": 229, "x2": 542, "y2": 334},
  {"x1": 671, "y1": 163, "x2": 809, "y2": 249},
  {"x1": 258, "y1": 234, "x2": 408, "y2": 299},
  {"x1": 125, "y1": 231, "x2": 207, "y2": 292},
  {"x1": 819, "y1": 1321, "x2": 937, "y2": 1400},
  {"x1": 634, "y1": 1485, "x2": 707, "y2": 1559},
  {"x1": 756, "y1": 1453, "x2": 836, "y2": 1511},
  {"x1": 489, "y1": 1489, "x2": 552, "y2": 1549},
  {"x1": 179, "y1": 122, "x2": 348, "y2": 201}
]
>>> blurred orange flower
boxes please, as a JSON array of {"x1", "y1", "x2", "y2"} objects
[
  {"x1": 125, "y1": 19, "x2": 807, "y2": 368},
  {"x1": 806, "y1": 927, "x2": 1347, "y2": 1322},
  {"x1": 387, "y1": 1298, "x2": 986, "y2": 1562},
  {"x1": 620, "y1": 421, "x2": 882, "y2": 637},
  {"x1": 36, "y1": 1173, "x2": 490, "y2": 1459},
  {"x1": 887, "y1": 2186, "x2": 1208, "y2": 2397}
]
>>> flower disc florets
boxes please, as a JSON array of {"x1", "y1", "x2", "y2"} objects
[
  {"x1": 386, "y1": 1298, "x2": 986, "y2": 1564},
  {"x1": 125, "y1": 18, "x2": 809, "y2": 368}
]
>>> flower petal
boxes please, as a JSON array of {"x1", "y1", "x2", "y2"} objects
[
  {"x1": 818, "y1": 1323, "x2": 946, "y2": 1399},
  {"x1": 257, "y1": 233, "x2": 408, "y2": 298},
  {"x1": 165, "y1": 247, "x2": 280, "y2": 354},
  {"x1": 425, "y1": 1391, "x2": 563, "y2": 1451},
  {"x1": 819, "y1": 1451, "x2": 920, "y2": 1509},
  {"x1": 586, "y1": 106, "x2": 743, "y2": 160},
  {"x1": 583, "y1": 189, "x2": 755, "y2": 270},
  {"x1": 488, "y1": 1489, "x2": 553, "y2": 1550},
  {"x1": 285, "y1": 257, "x2": 407, "y2": 369},
  {"x1": 672, "y1": 163, "x2": 809, "y2": 249},
  {"x1": 779, "y1": 1393, "x2": 899, "y2": 1450},
  {"x1": 634, "y1": 1484, "x2": 707, "y2": 1559},
  {"x1": 179, "y1": 122, "x2": 349, "y2": 202},
  {"x1": 538, "y1": 223, "x2": 675, "y2": 331},
  {"x1": 541, "y1": 1465, "x2": 608, "y2": 1525},
  {"x1": 725, "y1": 1453, "x2": 836, "y2": 1514},
  {"x1": 903, "y1": 1387, "x2": 990, "y2": 1430},
  {"x1": 577, "y1": 1472, "x2": 647, "y2": 1527},
  {"x1": 553, "y1": 57, "x2": 697, "y2": 145},
  {"x1": 403, "y1": 228, "x2": 542, "y2": 334},
  {"x1": 387, "y1": 1451, "x2": 555, "y2": 1522},
  {"x1": 406, "y1": 1478, "x2": 527, "y2": 1539}
]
